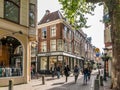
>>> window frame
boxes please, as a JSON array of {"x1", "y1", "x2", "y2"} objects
[
  {"x1": 42, "y1": 27, "x2": 47, "y2": 39},
  {"x1": 57, "y1": 39, "x2": 63, "y2": 51},
  {"x1": 29, "y1": 3, "x2": 36, "y2": 27},
  {"x1": 4, "y1": 0, "x2": 20, "y2": 23},
  {"x1": 50, "y1": 25, "x2": 56, "y2": 37},
  {"x1": 41, "y1": 41, "x2": 47, "y2": 52},
  {"x1": 50, "y1": 40, "x2": 56, "y2": 51}
]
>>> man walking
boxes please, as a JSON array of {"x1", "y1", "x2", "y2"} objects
[{"x1": 83, "y1": 67, "x2": 89, "y2": 84}]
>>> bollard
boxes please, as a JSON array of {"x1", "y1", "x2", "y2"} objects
[
  {"x1": 42, "y1": 75, "x2": 45, "y2": 85},
  {"x1": 94, "y1": 79, "x2": 100, "y2": 90},
  {"x1": 100, "y1": 76, "x2": 104, "y2": 86},
  {"x1": 9, "y1": 79, "x2": 13, "y2": 90}
]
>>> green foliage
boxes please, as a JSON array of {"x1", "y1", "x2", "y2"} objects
[{"x1": 58, "y1": 0, "x2": 96, "y2": 29}]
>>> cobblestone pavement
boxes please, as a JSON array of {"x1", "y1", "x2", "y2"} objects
[
  {"x1": 100, "y1": 78, "x2": 113, "y2": 90},
  {"x1": 0, "y1": 70, "x2": 112, "y2": 90}
]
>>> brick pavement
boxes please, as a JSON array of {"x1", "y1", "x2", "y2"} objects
[
  {"x1": 0, "y1": 70, "x2": 112, "y2": 90},
  {"x1": 100, "y1": 78, "x2": 113, "y2": 90}
]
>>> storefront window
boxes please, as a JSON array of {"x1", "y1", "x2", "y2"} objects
[
  {"x1": 0, "y1": 36, "x2": 23, "y2": 77},
  {"x1": 58, "y1": 56, "x2": 63, "y2": 68},
  {"x1": 64, "y1": 56, "x2": 69, "y2": 65},
  {"x1": 49, "y1": 56, "x2": 57, "y2": 69},
  {"x1": 40, "y1": 57, "x2": 47, "y2": 70}
]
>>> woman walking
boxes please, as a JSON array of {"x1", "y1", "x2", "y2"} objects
[{"x1": 74, "y1": 65, "x2": 79, "y2": 83}]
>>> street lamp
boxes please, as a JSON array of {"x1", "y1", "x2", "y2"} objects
[{"x1": 102, "y1": 48, "x2": 109, "y2": 81}]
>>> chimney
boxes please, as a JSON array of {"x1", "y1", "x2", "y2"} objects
[{"x1": 45, "y1": 10, "x2": 50, "y2": 15}]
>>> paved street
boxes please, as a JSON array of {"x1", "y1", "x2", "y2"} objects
[{"x1": 0, "y1": 70, "x2": 112, "y2": 90}]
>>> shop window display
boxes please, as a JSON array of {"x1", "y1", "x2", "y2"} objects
[
  {"x1": 49, "y1": 56, "x2": 57, "y2": 70},
  {"x1": 0, "y1": 36, "x2": 23, "y2": 77},
  {"x1": 40, "y1": 57, "x2": 47, "y2": 70}
]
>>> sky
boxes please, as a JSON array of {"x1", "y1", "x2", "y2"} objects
[{"x1": 37, "y1": 0, "x2": 104, "y2": 52}]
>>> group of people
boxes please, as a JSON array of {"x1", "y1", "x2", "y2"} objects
[
  {"x1": 50, "y1": 64, "x2": 71, "y2": 82},
  {"x1": 82, "y1": 66, "x2": 92, "y2": 84},
  {"x1": 50, "y1": 64, "x2": 92, "y2": 84}
]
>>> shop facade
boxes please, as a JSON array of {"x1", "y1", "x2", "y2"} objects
[
  {"x1": 37, "y1": 52, "x2": 84, "y2": 74},
  {"x1": 0, "y1": 29, "x2": 30, "y2": 86},
  {"x1": 0, "y1": 0, "x2": 37, "y2": 86}
]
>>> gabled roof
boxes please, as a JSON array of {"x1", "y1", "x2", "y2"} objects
[{"x1": 38, "y1": 10, "x2": 64, "y2": 25}]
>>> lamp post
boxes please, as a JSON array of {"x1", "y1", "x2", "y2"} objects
[{"x1": 102, "y1": 48, "x2": 109, "y2": 81}]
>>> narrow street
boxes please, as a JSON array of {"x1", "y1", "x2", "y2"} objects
[{"x1": 0, "y1": 70, "x2": 112, "y2": 90}]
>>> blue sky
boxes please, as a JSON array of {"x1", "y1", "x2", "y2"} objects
[{"x1": 37, "y1": 0, "x2": 104, "y2": 52}]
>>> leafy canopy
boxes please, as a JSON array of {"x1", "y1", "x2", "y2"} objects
[{"x1": 58, "y1": 0, "x2": 96, "y2": 29}]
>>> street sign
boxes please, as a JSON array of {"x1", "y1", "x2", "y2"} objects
[
  {"x1": 96, "y1": 53, "x2": 100, "y2": 57},
  {"x1": 95, "y1": 48, "x2": 100, "y2": 53}
]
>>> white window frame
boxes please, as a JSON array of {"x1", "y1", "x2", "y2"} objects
[
  {"x1": 50, "y1": 25, "x2": 56, "y2": 37},
  {"x1": 57, "y1": 39, "x2": 63, "y2": 51},
  {"x1": 41, "y1": 41, "x2": 47, "y2": 52},
  {"x1": 50, "y1": 40, "x2": 56, "y2": 51}
]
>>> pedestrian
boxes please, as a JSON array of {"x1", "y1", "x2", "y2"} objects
[
  {"x1": 88, "y1": 66, "x2": 92, "y2": 80},
  {"x1": 74, "y1": 64, "x2": 79, "y2": 83},
  {"x1": 60, "y1": 65, "x2": 64, "y2": 77},
  {"x1": 50, "y1": 65, "x2": 56, "y2": 79},
  {"x1": 83, "y1": 67, "x2": 89, "y2": 84},
  {"x1": 64, "y1": 65, "x2": 70, "y2": 82},
  {"x1": 56, "y1": 65, "x2": 61, "y2": 79}
]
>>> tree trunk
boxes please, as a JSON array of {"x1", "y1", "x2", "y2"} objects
[{"x1": 108, "y1": 0, "x2": 120, "y2": 89}]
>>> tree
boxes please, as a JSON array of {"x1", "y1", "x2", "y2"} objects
[{"x1": 58, "y1": 0, "x2": 120, "y2": 89}]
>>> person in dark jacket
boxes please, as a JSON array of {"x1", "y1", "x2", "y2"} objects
[
  {"x1": 83, "y1": 67, "x2": 89, "y2": 84},
  {"x1": 74, "y1": 65, "x2": 79, "y2": 83},
  {"x1": 64, "y1": 65, "x2": 70, "y2": 82},
  {"x1": 56, "y1": 65, "x2": 61, "y2": 79},
  {"x1": 88, "y1": 66, "x2": 92, "y2": 80},
  {"x1": 50, "y1": 65, "x2": 56, "y2": 79}
]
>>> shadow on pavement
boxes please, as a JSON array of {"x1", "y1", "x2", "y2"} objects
[
  {"x1": 32, "y1": 84, "x2": 43, "y2": 87},
  {"x1": 47, "y1": 79, "x2": 81, "y2": 90},
  {"x1": 52, "y1": 82, "x2": 65, "y2": 85},
  {"x1": 47, "y1": 74, "x2": 96, "y2": 90}
]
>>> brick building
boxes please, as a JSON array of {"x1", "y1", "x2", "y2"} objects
[{"x1": 37, "y1": 10, "x2": 95, "y2": 74}]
